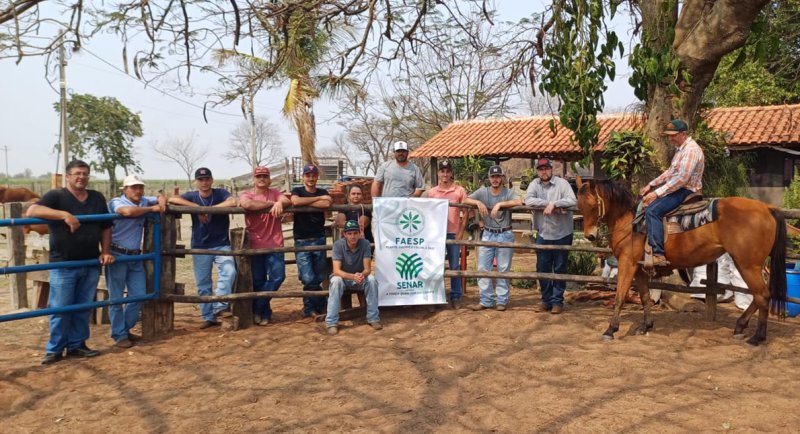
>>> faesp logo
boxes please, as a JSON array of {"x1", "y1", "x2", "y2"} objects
[
  {"x1": 397, "y1": 208, "x2": 424, "y2": 236},
  {"x1": 395, "y1": 253, "x2": 424, "y2": 280}
]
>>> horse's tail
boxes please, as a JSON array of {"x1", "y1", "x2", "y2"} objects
[{"x1": 769, "y1": 208, "x2": 787, "y2": 317}]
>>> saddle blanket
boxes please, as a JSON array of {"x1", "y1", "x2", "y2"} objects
[{"x1": 632, "y1": 199, "x2": 718, "y2": 234}]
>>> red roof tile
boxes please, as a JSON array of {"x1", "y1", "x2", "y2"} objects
[{"x1": 410, "y1": 104, "x2": 800, "y2": 158}]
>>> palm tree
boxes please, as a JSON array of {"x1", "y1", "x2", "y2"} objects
[{"x1": 214, "y1": 3, "x2": 362, "y2": 166}]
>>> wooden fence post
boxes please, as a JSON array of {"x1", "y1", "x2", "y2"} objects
[
  {"x1": 229, "y1": 227, "x2": 253, "y2": 330},
  {"x1": 705, "y1": 261, "x2": 718, "y2": 321},
  {"x1": 7, "y1": 203, "x2": 28, "y2": 309},
  {"x1": 142, "y1": 214, "x2": 177, "y2": 338}
]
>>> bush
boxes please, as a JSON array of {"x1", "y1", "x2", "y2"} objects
[
  {"x1": 784, "y1": 172, "x2": 800, "y2": 226},
  {"x1": 694, "y1": 122, "x2": 753, "y2": 197},
  {"x1": 567, "y1": 251, "x2": 598, "y2": 276}
]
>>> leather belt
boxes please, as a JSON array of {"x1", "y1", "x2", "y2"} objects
[
  {"x1": 485, "y1": 226, "x2": 512, "y2": 234},
  {"x1": 111, "y1": 244, "x2": 142, "y2": 255}
]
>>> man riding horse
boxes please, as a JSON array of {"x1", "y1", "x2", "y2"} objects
[{"x1": 639, "y1": 119, "x2": 705, "y2": 267}]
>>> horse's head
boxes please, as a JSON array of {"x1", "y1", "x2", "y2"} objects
[{"x1": 576, "y1": 177, "x2": 602, "y2": 243}]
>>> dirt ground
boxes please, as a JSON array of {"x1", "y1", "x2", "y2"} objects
[{"x1": 3, "y1": 217, "x2": 800, "y2": 432}]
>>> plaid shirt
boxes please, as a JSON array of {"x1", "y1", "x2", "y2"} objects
[{"x1": 650, "y1": 136, "x2": 704, "y2": 197}]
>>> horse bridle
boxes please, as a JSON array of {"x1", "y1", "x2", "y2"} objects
[{"x1": 595, "y1": 188, "x2": 606, "y2": 220}]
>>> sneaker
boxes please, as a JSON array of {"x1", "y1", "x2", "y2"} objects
[
  {"x1": 471, "y1": 304, "x2": 491, "y2": 311},
  {"x1": 327, "y1": 325, "x2": 339, "y2": 335},
  {"x1": 534, "y1": 303, "x2": 552, "y2": 313},
  {"x1": 551, "y1": 305, "x2": 564, "y2": 315},
  {"x1": 41, "y1": 352, "x2": 63, "y2": 365},
  {"x1": 127, "y1": 333, "x2": 142, "y2": 342},
  {"x1": 369, "y1": 321, "x2": 383, "y2": 330},
  {"x1": 450, "y1": 299, "x2": 462, "y2": 310},
  {"x1": 67, "y1": 346, "x2": 100, "y2": 358},
  {"x1": 496, "y1": 304, "x2": 507, "y2": 312},
  {"x1": 199, "y1": 319, "x2": 220, "y2": 330},
  {"x1": 115, "y1": 339, "x2": 134, "y2": 349},
  {"x1": 254, "y1": 316, "x2": 270, "y2": 326}
]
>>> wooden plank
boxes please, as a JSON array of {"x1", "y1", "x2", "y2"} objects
[
  {"x1": 142, "y1": 214, "x2": 176, "y2": 338},
  {"x1": 7, "y1": 203, "x2": 28, "y2": 309},
  {"x1": 230, "y1": 227, "x2": 253, "y2": 330}
]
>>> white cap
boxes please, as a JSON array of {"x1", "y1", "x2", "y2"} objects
[
  {"x1": 393, "y1": 141, "x2": 409, "y2": 152},
  {"x1": 121, "y1": 174, "x2": 146, "y2": 188}
]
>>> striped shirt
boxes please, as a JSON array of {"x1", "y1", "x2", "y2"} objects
[{"x1": 650, "y1": 137, "x2": 704, "y2": 197}]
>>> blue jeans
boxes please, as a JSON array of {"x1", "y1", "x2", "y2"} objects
[
  {"x1": 46, "y1": 266, "x2": 101, "y2": 354},
  {"x1": 105, "y1": 258, "x2": 146, "y2": 342},
  {"x1": 326, "y1": 275, "x2": 380, "y2": 326},
  {"x1": 295, "y1": 237, "x2": 328, "y2": 315},
  {"x1": 645, "y1": 188, "x2": 692, "y2": 255},
  {"x1": 192, "y1": 245, "x2": 236, "y2": 321},
  {"x1": 446, "y1": 233, "x2": 462, "y2": 300},
  {"x1": 251, "y1": 253, "x2": 286, "y2": 320},
  {"x1": 477, "y1": 230, "x2": 514, "y2": 307},
  {"x1": 536, "y1": 233, "x2": 573, "y2": 308}
]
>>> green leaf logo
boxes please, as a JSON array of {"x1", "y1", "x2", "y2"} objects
[
  {"x1": 397, "y1": 208, "x2": 424, "y2": 236},
  {"x1": 395, "y1": 253, "x2": 424, "y2": 280}
]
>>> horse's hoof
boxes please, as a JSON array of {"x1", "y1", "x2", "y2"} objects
[
  {"x1": 733, "y1": 333, "x2": 745, "y2": 340},
  {"x1": 602, "y1": 334, "x2": 614, "y2": 342},
  {"x1": 745, "y1": 337, "x2": 761, "y2": 347}
]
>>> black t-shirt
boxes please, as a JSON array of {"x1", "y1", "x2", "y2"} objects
[
  {"x1": 37, "y1": 188, "x2": 111, "y2": 262},
  {"x1": 343, "y1": 208, "x2": 374, "y2": 243},
  {"x1": 291, "y1": 186, "x2": 329, "y2": 239}
]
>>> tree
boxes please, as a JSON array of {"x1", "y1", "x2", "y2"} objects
[
  {"x1": 55, "y1": 94, "x2": 143, "y2": 192},
  {"x1": 223, "y1": 117, "x2": 284, "y2": 168},
  {"x1": 152, "y1": 134, "x2": 208, "y2": 183}
]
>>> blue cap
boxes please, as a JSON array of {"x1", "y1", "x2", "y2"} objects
[
  {"x1": 302, "y1": 164, "x2": 319, "y2": 175},
  {"x1": 343, "y1": 220, "x2": 360, "y2": 232}
]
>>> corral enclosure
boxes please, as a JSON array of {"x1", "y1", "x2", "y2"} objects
[{"x1": 2, "y1": 214, "x2": 800, "y2": 432}]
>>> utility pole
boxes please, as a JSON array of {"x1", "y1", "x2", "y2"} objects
[
  {"x1": 1, "y1": 145, "x2": 9, "y2": 187},
  {"x1": 58, "y1": 30, "x2": 69, "y2": 188},
  {"x1": 249, "y1": 94, "x2": 257, "y2": 171}
]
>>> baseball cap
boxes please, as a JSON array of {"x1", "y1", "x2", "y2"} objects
[
  {"x1": 488, "y1": 165, "x2": 504, "y2": 176},
  {"x1": 343, "y1": 220, "x2": 360, "y2": 233},
  {"x1": 661, "y1": 119, "x2": 689, "y2": 135},
  {"x1": 438, "y1": 160, "x2": 453, "y2": 170},
  {"x1": 535, "y1": 158, "x2": 553, "y2": 169},
  {"x1": 194, "y1": 167, "x2": 212, "y2": 179},
  {"x1": 253, "y1": 166, "x2": 270, "y2": 177},
  {"x1": 393, "y1": 141, "x2": 409, "y2": 152},
  {"x1": 302, "y1": 164, "x2": 319, "y2": 175},
  {"x1": 121, "y1": 174, "x2": 146, "y2": 188}
]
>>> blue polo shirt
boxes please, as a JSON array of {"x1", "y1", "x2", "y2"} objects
[{"x1": 109, "y1": 194, "x2": 158, "y2": 250}]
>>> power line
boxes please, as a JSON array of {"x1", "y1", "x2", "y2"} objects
[{"x1": 79, "y1": 48, "x2": 243, "y2": 119}]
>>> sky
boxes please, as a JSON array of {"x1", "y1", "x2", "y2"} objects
[{"x1": 0, "y1": 0, "x2": 637, "y2": 181}]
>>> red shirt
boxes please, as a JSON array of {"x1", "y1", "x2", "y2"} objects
[
  {"x1": 239, "y1": 189, "x2": 285, "y2": 249},
  {"x1": 428, "y1": 183, "x2": 467, "y2": 234}
]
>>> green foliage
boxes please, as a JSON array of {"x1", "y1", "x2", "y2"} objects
[
  {"x1": 452, "y1": 155, "x2": 493, "y2": 192},
  {"x1": 693, "y1": 122, "x2": 753, "y2": 197},
  {"x1": 54, "y1": 94, "x2": 143, "y2": 192},
  {"x1": 567, "y1": 250, "x2": 598, "y2": 276},
  {"x1": 704, "y1": 55, "x2": 797, "y2": 106},
  {"x1": 784, "y1": 173, "x2": 800, "y2": 226},
  {"x1": 599, "y1": 130, "x2": 655, "y2": 181},
  {"x1": 539, "y1": 0, "x2": 624, "y2": 158}
]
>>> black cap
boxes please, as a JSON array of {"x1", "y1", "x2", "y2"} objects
[
  {"x1": 194, "y1": 167, "x2": 212, "y2": 179},
  {"x1": 438, "y1": 160, "x2": 453, "y2": 170},
  {"x1": 535, "y1": 158, "x2": 553, "y2": 169},
  {"x1": 488, "y1": 165, "x2": 504, "y2": 176}
]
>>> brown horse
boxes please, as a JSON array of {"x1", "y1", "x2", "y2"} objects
[
  {"x1": 0, "y1": 186, "x2": 40, "y2": 203},
  {"x1": 576, "y1": 179, "x2": 786, "y2": 346}
]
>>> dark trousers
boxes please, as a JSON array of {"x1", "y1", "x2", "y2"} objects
[{"x1": 536, "y1": 233, "x2": 573, "y2": 308}]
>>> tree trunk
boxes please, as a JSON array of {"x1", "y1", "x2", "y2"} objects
[{"x1": 643, "y1": 0, "x2": 770, "y2": 166}]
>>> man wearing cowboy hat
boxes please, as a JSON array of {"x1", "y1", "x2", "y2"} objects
[
  {"x1": 105, "y1": 175, "x2": 166, "y2": 348},
  {"x1": 640, "y1": 119, "x2": 705, "y2": 266}
]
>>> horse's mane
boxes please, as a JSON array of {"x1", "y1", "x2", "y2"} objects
[{"x1": 593, "y1": 180, "x2": 636, "y2": 212}]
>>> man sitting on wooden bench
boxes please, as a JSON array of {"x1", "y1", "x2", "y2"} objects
[{"x1": 325, "y1": 220, "x2": 382, "y2": 335}]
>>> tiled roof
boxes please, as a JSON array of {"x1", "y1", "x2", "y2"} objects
[
  {"x1": 411, "y1": 104, "x2": 800, "y2": 158},
  {"x1": 704, "y1": 104, "x2": 800, "y2": 147}
]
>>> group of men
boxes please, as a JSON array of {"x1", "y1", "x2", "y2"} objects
[{"x1": 30, "y1": 119, "x2": 709, "y2": 365}]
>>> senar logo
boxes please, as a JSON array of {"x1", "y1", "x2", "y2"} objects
[
  {"x1": 395, "y1": 253, "x2": 423, "y2": 280},
  {"x1": 397, "y1": 208, "x2": 424, "y2": 236}
]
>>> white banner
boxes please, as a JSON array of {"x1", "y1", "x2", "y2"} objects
[{"x1": 373, "y1": 197, "x2": 448, "y2": 306}]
